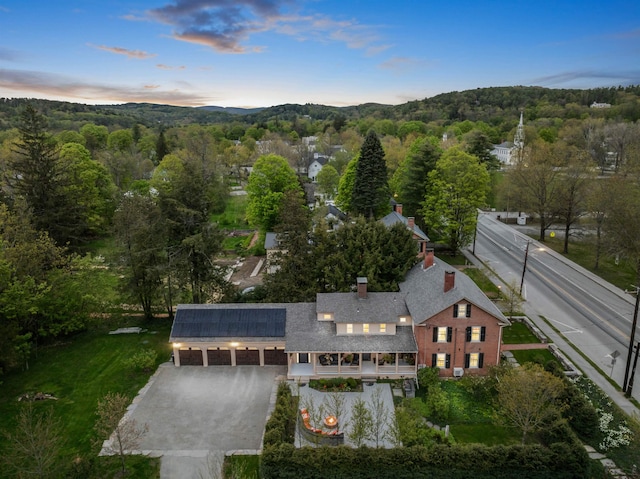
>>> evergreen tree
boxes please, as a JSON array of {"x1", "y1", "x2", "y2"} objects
[
  {"x1": 397, "y1": 136, "x2": 442, "y2": 220},
  {"x1": 351, "y1": 131, "x2": 389, "y2": 218},
  {"x1": 8, "y1": 105, "x2": 82, "y2": 247}
]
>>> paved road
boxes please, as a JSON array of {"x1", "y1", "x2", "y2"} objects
[{"x1": 470, "y1": 212, "x2": 640, "y2": 412}]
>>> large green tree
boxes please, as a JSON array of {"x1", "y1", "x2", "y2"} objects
[
  {"x1": 351, "y1": 131, "x2": 389, "y2": 219},
  {"x1": 246, "y1": 154, "x2": 301, "y2": 231},
  {"x1": 335, "y1": 155, "x2": 358, "y2": 213},
  {"x1": 316, "y1": 164, "x2": 339, "y2": 199},
  {"x1": 394, "y1": 136, "x2": 442, "y2": 220},
  {"x1": 422, "y1": 147, "x2": 490, "y2": 252},
  {"x1": 113, "y1": 193, "x2": 167, "y2": 320}
]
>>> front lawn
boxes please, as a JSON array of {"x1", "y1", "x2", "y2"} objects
[
  {"x1": 0, "y1": 316, "x2": 172, "y2": 478},
  {"x1": 501, "y1": 320, "x2": 541, "y2": 344},
  {"x1": 510, "y1": 348, "x2": 557, "y2": 365}
]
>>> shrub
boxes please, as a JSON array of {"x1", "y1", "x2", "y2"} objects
[
  {"x1": 417, "y1": 366, "x2": 440, "y2": 390},
  {"x1": 122, "y1": 348, "x2": 157, "y2": 373}
]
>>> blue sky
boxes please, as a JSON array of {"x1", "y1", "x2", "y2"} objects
[{"x1": 1, "y1": 0, "x2": 638, "y2": 108}]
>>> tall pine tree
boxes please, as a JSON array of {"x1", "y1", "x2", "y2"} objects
[{"x1": 351, "y1": 130, "x2": 389, "y2": 219}]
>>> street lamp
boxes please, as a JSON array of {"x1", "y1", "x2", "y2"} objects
[
  {"x1": 623, "y1": 287, "x2": 640, "y2": 395},
  {"x1": 519, "y1": 241, "x2": 530, "y2": 295}
]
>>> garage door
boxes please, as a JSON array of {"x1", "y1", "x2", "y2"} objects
[
  {"x1": 264, "y1": 347, "x2": 287, "y2": 365},
  {"x1": 179, "y1": 348, "x2": 203, "y2": 366},
  {"x1": 235, "y1": 348, "x2": 260, "y2": 365},
  {"x1": 207, "y1": 348, "x2": 232, "y2": 365}
]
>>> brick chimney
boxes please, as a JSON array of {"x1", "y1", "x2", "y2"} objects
[
  {"x1": 395, "y1": 203, "x2": 403, "y2": 216},
  {"x1": 444, "y1": 271, "x2": 455, "y2": 292},
  {"x1": 424, "y1": 249, "x2": 434, "y2": 269},
  {"x1": 407, "y1": 217, "x2": 415, "y2": 230},
  {"x1": 357, "y1": 277, "x2": 368, "y2": 299}
]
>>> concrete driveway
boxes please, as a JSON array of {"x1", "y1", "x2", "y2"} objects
[{"x1": 124, "y1": 363, "x2": 286, "y2": 478}]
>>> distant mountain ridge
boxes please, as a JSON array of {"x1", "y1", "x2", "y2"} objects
[
  {"x1": 196, "y1": 105, "x2": 265, "y2": 115},
  {"x1": 1, "y1": 85, "x2": 639, "y2": 131}
]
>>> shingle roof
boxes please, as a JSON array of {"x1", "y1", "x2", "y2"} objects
[
  {"x1": 170, "y1": 304, "x2": 286, "y2": 341},
  {"x1": 316, "y1": 292, "x2": 409, "y2": 323},
  {"x1": 264, "y1": 232, "x2": 279, "y2": 249},
  {"x1": 399, "y1": 259, "x2": 509, "y2": 326},
  {"x1": 285, "y1": 303, "x2": 417, "y2": 353},
  {"x1": 380, "y1": 211, "x2": 429, "y2": 241}
]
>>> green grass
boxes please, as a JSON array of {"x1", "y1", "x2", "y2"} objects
[
  {"x1": 225, "y1": 454, "x2": 260, "y2": 479},
  {"x1": 532, "y1": 234, "x2": 637, "y2": 292},
  {"x1": 511, "y1": 348, "x2": 557, "y2": 365},
  {"x1": 211, "y1": 195, "x2": 250, "y2": 230},
  {"x1": 501, "y1": 321, "x2": 541, "y2": 344},
  {"x1": 462, "y1": 267, "x2": 501, "y2": 297},
  {"x1": 0, "y1": 316, "x2": 172, "y2": 478}
]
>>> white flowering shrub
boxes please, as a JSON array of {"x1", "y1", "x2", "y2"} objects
[
  {"x1": 571, "y1": 376, "x2": 634, "y2": 452},
  {"x1": 598, "y1": 411, "x2": 633, "y2": 451}
]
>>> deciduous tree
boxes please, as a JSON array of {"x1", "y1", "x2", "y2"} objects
[
  {"x1": 2, "y1": 404, "x2": 64, "y2": 478},
  {"x1": 94, "y1": 392, "x2": 148, "y2": 476},
  {"x1": 422, "y1": 147, "x2": 489, "y2": 252},
  {"x1": 495, "y1": 363, "x2": 566, "y2": 444},
  {"x1": 246, "y1": 154, "x2": 301, "y2": 231}
]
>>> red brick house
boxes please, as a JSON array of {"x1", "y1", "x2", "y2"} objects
[
  {"x1": 170, "y1": 251, "x2": 509, "y2": 379},
  {"x1": 400, "y1": 251, "x2": 510, "y2": 376}
]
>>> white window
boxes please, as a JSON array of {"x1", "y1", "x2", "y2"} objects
[
  {"x1": 346, "y1": 324, "x2": 353, "y2": 334},
  {"x1": 323, "y1": 313, "x2": 332, "y2": 320},
  {"x1": 399, "y1": 316, "x2": 407, "y2": 323},
  {"x1": 436, "y1": 353, "x2": 447, "y2": 368},
  {"x1": 380, "y1": 323, "x2": 386, "y2": 333},
  {"x1": 363, "y1": 323, "x2": 370, "y2": 333},
  {"x1": 469, "y1": 353, "x2": 480, "y2": 368},
  {"x1": 471, "y1": 326, "x2": 481, "y2": 342},
  {"x1": 437, "y1": 327, "x2": 448, "y2": 342}
]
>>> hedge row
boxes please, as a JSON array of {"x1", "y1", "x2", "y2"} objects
[
  {"x1": 261, "y1": 443, "x2": 591, "y2": 479},
  {"x1": 263, "y1": 382, "x2": 297, "y2": 448}
]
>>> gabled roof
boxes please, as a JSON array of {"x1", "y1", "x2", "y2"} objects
[
  {"x1": 170, "y1": 304, "x2": 286, "y2": 341},
  {"x1": 316, "y1": 291, "x2": 409, "y2": 324},
  {"x1": 400, "y1": 258, "x2": 509, "y2": 326},
  {"x1": 285, "y1": 303, "x2": 417, "y2": 353},
  {"x1": 327, "y1": 204, "x2": 347, "y2": 221},
  {"x1": 380, "y1": 211, "x2": 429, "y2": 241}
]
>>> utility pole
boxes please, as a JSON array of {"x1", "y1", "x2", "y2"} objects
[
  {"x1": 627, "y1": 342, "x2": 640, "y2": 398},
  {"x1": 472, "y1": 210, "x2": 479, "y2": 256},
  {"x1": 519, "y1": 241, "x2": 530, "y2": 295},
  {"x1": 623, "y1": 287, "x2": 640, "y2": 394}
]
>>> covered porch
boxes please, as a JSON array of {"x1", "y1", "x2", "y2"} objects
[{"x1": 288, "y1": 351, "x2": 416, "y2": 379}]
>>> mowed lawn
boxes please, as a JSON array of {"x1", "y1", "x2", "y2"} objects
[{"x1": 0, "y1": 317, "x2": 173, "y2": 477}]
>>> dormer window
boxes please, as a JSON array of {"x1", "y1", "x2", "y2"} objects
[
  {"x1": 380, "y1": 323, "x2": 386, "y2": 333},
  {"x1": 323, "y1": 313, "x2": 332, "y2": 320},
  {"x1": 399, "y1": 316, "x2": 407, "y2": 323},
  {"x1": 346, "y1": 324, "x2": 353, "y2": 334},
  {"x1": 363, "y1": 323, "x2": 370, "y2": 333}
]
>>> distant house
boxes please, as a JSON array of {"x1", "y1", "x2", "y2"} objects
[
  {"x1": 308, "y1": 154, "x2": 329, "y2": 182},
  {"x1": 169, "y1": 252, "x2": 509, "y2": 379},
  {"x1": 325, "y1": 203, "x2": 347, "y2": 229},
  {"x1": 380, "y1": 203, "x2": 429, "y2": 256}
]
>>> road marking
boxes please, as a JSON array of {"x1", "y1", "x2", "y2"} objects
[{"x1": 548, "y1": 318, "x2": 583, "y2": 334}]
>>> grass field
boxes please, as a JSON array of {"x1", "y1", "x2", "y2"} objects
[
  {"x1": 211, "y1": 195, "x2": 250, "y2": 230},
  {"x1": 0, "y1": 316, "x2": 172, "y2": 478}
]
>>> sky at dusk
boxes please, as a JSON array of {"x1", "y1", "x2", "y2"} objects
[{"x1": 1, "y1": 0, "x2": 639, "y2": 108}]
